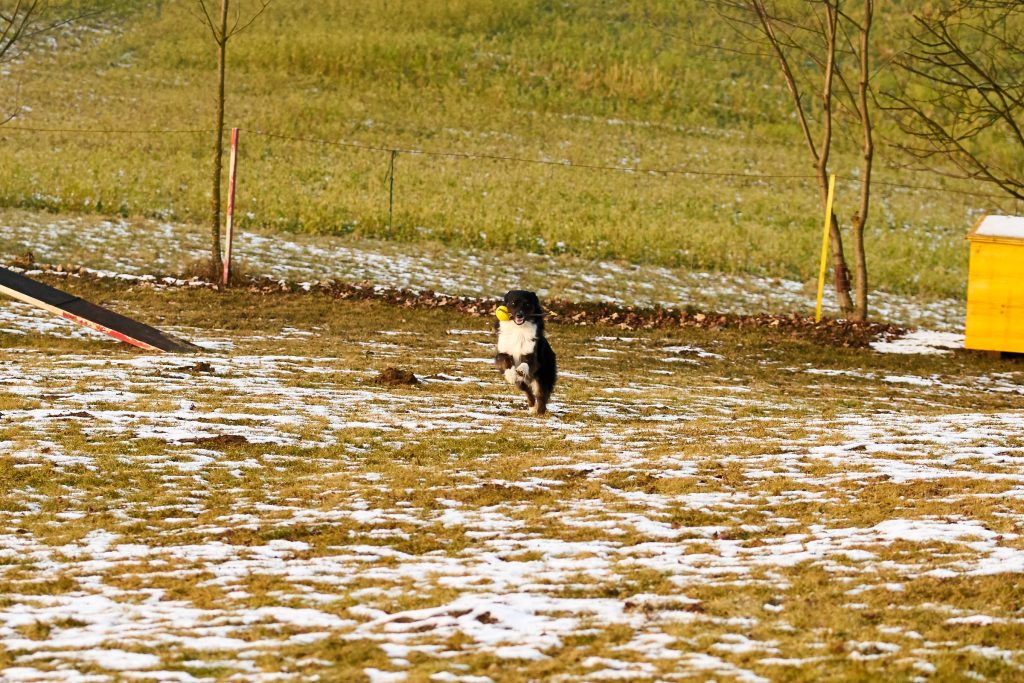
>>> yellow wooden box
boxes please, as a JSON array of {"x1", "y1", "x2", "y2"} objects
[{"x1": 965, "y1": 215, "x2": 1024, "y2": 353}]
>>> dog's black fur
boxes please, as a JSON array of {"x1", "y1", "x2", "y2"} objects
[{"x1": 494, "y1": 289, "x2": 557, "y2": 415}]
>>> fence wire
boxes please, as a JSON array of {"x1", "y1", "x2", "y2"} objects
[{"x1": 0, "y1": 122, "x2": 1018, "y2": 200}]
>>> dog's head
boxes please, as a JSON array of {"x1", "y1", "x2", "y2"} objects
[{"x1": 502, "y1": 290, "x2": 543, "y2": 326}]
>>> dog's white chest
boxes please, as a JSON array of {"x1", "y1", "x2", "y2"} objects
[{"x1": 497, "y1": 320, "x2": 537, "y2": 361}]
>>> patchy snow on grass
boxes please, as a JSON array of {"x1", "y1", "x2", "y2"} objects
[
  {"x1": 871, "y1": 330, "x2": 965, "y2": 355},
  {"x1": 0, "y1": 212, "x2": 965, "y2": 329},
  {"x1": 1, "y1": 277, "x2": 1023, "y2": 680}
]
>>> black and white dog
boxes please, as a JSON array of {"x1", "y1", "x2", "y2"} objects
[{"x1": 494, "y1": 289, "x2": 557, "y2": 415}]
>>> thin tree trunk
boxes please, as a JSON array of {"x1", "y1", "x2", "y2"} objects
[
  {"x1": 816, "y1": 174, "x2": 851, "y2": 315},
  {"x1": 817, "y1": 2, "x2": 853, "y2": 316},
  {"x1": 209, "y1": 0, "x2": 229, "y2": 278},
  {"x1": 751, "y1": 0, "x2": 853, "y2": 316},
  {"x1": 817, "y1": 175, "x2": 850, "y2": 310},
  {"x1": 851, "y1": 0, "x2": 874, "y2": 321}
]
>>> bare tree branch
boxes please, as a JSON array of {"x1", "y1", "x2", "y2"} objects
[
  {"x1": 0, "y1": 0, "x2": 40, "y2": 64},
  {"x1": 191, "y1": 0, "x2": 273, "y2": 280},
  {"x1": 226, "y1": 0, "x2": 270, "y2": 38},
  {"x1": 749, "y1": 0, "x2": 821, "y2": 163},
  {"x1": 1, "y1": 1, "x2": 112, "y2": 124},
  {"x1": 192, "y1": 0, "x2": 271, "y2": 43},
  {"x1": 194, "y1": 0, "x2": 222, "y2": 43},
  {"x1": 715, "y1": 0, "x2": 881, "y2": 319},
  {"x1": 883, "y1": 0, "x2": 1024, "y2": 200}
]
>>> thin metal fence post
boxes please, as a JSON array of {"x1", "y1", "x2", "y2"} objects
[{"x1": 386, "y1": 149, "x2": 397, "y2": 233}]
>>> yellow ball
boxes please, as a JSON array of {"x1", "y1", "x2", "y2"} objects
[{"x1": 495, "y1": 305, "x2": 511, "y2": 321}]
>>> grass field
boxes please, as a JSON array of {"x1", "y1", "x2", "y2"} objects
[
  {"x1": 1, "y1": 274, "x2": 1024, "y2": 681},
  {"x1": 1, "y1": 1, "x2": 1021, "y2": 300},
  {"x1": 5, "y1": 3, "x2": 1024, "y2": 682}
]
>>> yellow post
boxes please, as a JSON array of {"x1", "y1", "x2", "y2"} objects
[{"x1": 815, "y1": 174, "x2": 836, "y2": 323}]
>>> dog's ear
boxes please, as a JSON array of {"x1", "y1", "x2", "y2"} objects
[{"x1": 527, "y1": 291, "x2": 542, "y2": 313}]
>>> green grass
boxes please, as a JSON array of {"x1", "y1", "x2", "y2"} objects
[{"x1": 1, "y1": 1, "x2": 1021, "y2": 301}]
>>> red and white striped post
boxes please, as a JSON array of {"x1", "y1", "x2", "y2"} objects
[{"x1": 222, "y1": 127, "x2": 240, "y2": 286}]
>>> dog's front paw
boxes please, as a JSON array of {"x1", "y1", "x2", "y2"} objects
[
  {"x1": 516, "y1": 362, "x2": 531, "y2": 378},
  {"x1": 503, "y1": 367, "x2": 519, "y2": 386}
]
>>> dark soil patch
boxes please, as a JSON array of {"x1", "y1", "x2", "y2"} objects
[
  {"x1": 373, "y1": 367, "x2": 420, "y2": 385},
  {"x1": 182, "y1": 434, "x2": 249, "y2": 447},
  {"x1": 22, "y1": 265, "x2": 907, "y2": 348},
  {"x1": 263, "y1": 279, "x2": 904, "y2": 348},
  {"x1": 55, "y1": 411, "x2": 95, "y2": 419},
  {"x1": 176, "y1": 361, "x2": 216, "y2": 374}
]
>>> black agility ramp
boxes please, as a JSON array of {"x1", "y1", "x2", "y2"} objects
[{"x1": 0, "y1": 266, "x2": 198, "y2": 352}]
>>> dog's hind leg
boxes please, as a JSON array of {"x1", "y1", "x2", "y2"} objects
[{"x1": 530, "y1": 379, "x2": 547, "y2": 415}]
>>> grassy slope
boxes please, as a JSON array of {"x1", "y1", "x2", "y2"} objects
[{"x1": 0, "y1": 0, "x2": 1020, "y2": 298}]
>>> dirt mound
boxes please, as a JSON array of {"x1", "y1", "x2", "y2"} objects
[
  {"x1": 373, "y1": 367, "x2": 420, "y2": 385},
  {"x1": 176, "y1": 361, "x2": 216, "y2": 374}
]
